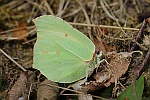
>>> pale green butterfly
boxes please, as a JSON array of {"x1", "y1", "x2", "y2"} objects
[{"x1": 33, "y1": 15, "x2": 95, "y2": 83}]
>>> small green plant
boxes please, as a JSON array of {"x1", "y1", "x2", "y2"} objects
[{"x1": 117, "y1": 76, "x2": 144, "y2": 100}]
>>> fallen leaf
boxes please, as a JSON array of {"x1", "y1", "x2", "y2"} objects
[
  {"x1": 93, "y1": 38, "x2": 107, "y2": 55},
  {"x1": 104, "y1": 42, "x2": 117, "y2": 52},
  {"x1": 143, "y1": 35, "x2": 150, "y2": 48},
  {"x1": 78, "y1": 94, "x2": 93, "y2": 100},
  {"x1": 94, "y1": 71, "x2": 110, "y2": 83},
  {"x1": 72, "y1": 52, "x2": 131, "y2": 92},
  {"x1": 104, "y1": 52, "x2": 131, "y2": 87},
  {"x1": 37, "y1": 79, "x2": 59, "y2": 100},
  {"x1": 8, "y1": 73, "x2": 27, "y2": 100},
  {"x1": 12, "y1": 21, "x2": 28, "y2": 41}
]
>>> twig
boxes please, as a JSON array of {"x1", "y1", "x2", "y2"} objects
[
  {"x1": 57, "y1": 0, "x2": 65, "y2": 17},
  {"x1": 0, "y1": 23, "x2": 139, "y2": 35},
  {"x1": 100, "y1": 0, "x2": 128, "y2": 37},
  {"x1": 27, "y1": 1, "x2": 45, "y2": 23},
  {"x1": 26, "y1": 0, "x2": 47, "y2": 14},
  {"x1": 0, "y1": 26, "x2": 35, "y2": 34},
  {"x1": 135, "y1": 49, "x2": 150, "y2": 79},
  {"x1": 69, "y1": 22, "x2": 139, "y2": 31},
  {"x1": 75, "y1": 0, "x2": 92, "y2": 39},
  {"x1": 133, "y1": 49, "x2": 150, "y2": 100},
  {"x1": 99, "y1": 0, "x2": 119, "y2": 21},
  {"x1": 0, "y1": 22, "x2": 139, "y2": 41},
  {"x1": 43, "y1": 0, "x2": 54, "y2": 15},
  {"x1": 47, "y1": 83, "x2": 106, "y2": 100},
  {"x1": 0, "y1": 48, "x2": 27, "y2": 72},
  {"x1": 27, "y1": 83, "x2": 32, "y2": 100},
  {"x1": 131, "y1": 18, "x2": 149, "y2": 100},
  {"x1": 23, "y1": 38, "x2": 37, "y2": 44},
  {"x1": 56, "y1": 0, "x2": 71, "y2": 17},
  {"x1": 130, "y1": 19, "x2": 147, "y2": 52}
]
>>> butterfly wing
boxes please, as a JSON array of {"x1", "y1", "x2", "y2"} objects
[{"x1": 33, "y1": 15, "x2": 95, "y2": 83}]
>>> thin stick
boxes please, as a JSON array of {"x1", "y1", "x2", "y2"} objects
[
  {"x1": 130, "y1": 19, "x2": 146, "y2": 52},
  {"x1": 69, "y1": 22, "x2": 139, "y2": 31},
  {"x1": 0, "y1": 23, "x2": 139, "y2": 35},
  {"x1": 27, "y1": 83, "x2": 32, "y2": 100},
  {"x1": 0, "y1": 48, "x2": 27, "y2": 72},
  {"x1": 43, "y1": 0, "x2": 54, "y2": 15},
  {"x1": 132, "y1": 18, "x2": 148, "y2": 100},
  {"x1": 47, "y1": 83, "x2": 106, "y2": 99},
  {"x1": 75, "y1": 0, "x2": 92, "y2": 39},
  {"x1": 99, "y1": 0, "x2": 119, "y2": 21},
  {"x1": 0, "y1": 26, "x2": 35, "y2": 34}
]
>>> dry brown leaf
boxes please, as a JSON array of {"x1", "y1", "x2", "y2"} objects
[
  {"x1": 37, "y1": 79, "x2": 59, "y2": 100},
  {"x1": 143, "y1": 35, "x2": 150, "y2": 48},
  {"x1": 8, "y1": 73, "x2": 27, "y2": 100},
  {"x1": 104, "y1": 52, "x2": 131, "y2": 87},
  {"x1": 93, "y1": 38, "x2": 107, "y2": 54},
  {"x1": 12, "y1": 22, "x2": 28, "y2": 41},
  {"x1": 80, "y1": 52, "x2": 131, "y2": 92},
  {"x1": 94, "y1": 71, "x2": 110, "y2": 83},
  {"x1": 71, "y1": 79, "x2": 93, "y2": 99},
  {"x1": 80, "y1": 81, "x2": 105, "y2": 92},
  {"x1": 78, "y1": 94, "x2": 93, "y2": 100},
  {"x1": 104, "y1": 43, "x2": 117, "y2": 52}
]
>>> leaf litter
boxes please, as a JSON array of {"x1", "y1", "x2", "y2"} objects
[{"x1": 0, "y1": 0, "x2": 150, "y2": 100}]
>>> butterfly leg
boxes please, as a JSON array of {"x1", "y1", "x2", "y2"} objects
[
  {"x1": 85, "y1": 67, "x2": 95, "y2": 81},
  {"x1": 95, "y1": 51, "x2": 111, "y2": 70}
]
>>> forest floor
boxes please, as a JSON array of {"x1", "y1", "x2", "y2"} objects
[{"x1": 0, "y1": 0, "x2": 150, "y2": 100}]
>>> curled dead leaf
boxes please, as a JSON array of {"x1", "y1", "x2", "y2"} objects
[
  {"x1": 8, "y1": 73, "x2": 27, "y2": 100},
  {"x1": 104, "y1": 52, "x2": 131, "y2": 87},
  {"x1": 37, "y1": 79, "x2": 59, "y2": 100},
  {"x1": 80, "y1": 52, "x2": 131, "y2": 92},
  {"x1": 94, "y1": 71, "x2": 110, "y2": 83}
]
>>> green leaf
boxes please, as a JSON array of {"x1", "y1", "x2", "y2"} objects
[
  {"x1": 117, "y1": 76, "x2": 144, "y2": 100},
  {"x1": 33, "y1": 15, "x2": 95, "y2": 83}
]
